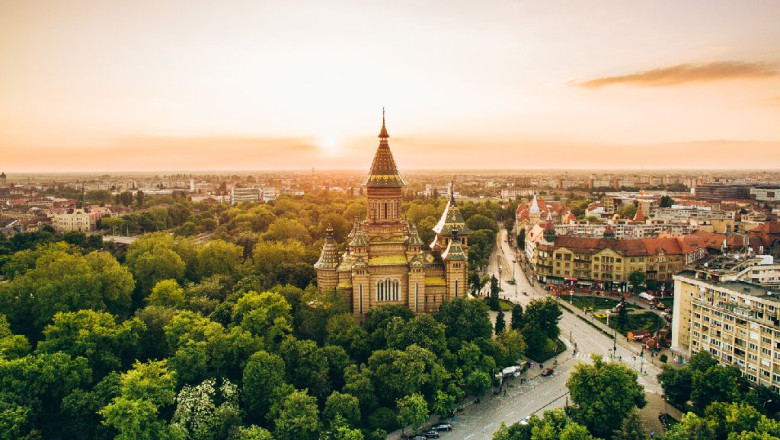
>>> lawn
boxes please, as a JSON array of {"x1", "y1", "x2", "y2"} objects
[
  {"x1": 568, "y1": 295, "x2": 639, "y2": 312},
  {"x1": 596, "y1": 311, "x2": 666, "y2": 336}
]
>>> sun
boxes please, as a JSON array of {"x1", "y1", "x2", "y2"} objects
[{"x1": 318, "y1": 135, "x2": 340, "y2": 155}]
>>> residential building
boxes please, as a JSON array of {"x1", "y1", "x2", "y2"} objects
[
  {"x1": 671, "y1": 256, "x2": 780, "y2": 389},
  {"x1": 230, "y1": 187, "x2": 261, "y2": 205},
  {"x1": 52, "y1": 208, "x2": 92, "y2": 232},
  {"x1": 534, "y1": 233, "x2": 713, "y2": 291}
]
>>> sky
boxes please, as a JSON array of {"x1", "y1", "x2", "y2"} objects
[{"x1": 1, "y1": 0, "x2": 780, "y2": 172}]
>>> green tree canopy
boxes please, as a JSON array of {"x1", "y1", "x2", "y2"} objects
[{"x1": 566, "y1": 355, "x2": 646, "y2": 439}]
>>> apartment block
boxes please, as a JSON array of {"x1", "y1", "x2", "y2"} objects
[{"x1": 672, "y1": 256, "x2": 780, "y2": 389}]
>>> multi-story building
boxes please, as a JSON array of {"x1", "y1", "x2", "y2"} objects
[
  {"x1": 671, "y1": 256, "x2": 780, "y2": 389},
  {"x1": 52, "y1": 208, "x2": 92, "y2": 232},
  {"x1": 230, "y1": 187, "x2": 261, "y2": 205},
  {"x1": 751, "y1": 187, "x2": 780, "y2": 203},
  {"x1": 695, "y1": 183, "x2": 752, "y2": 201},
  {"x1": 534, "y1": 233, "x2": 710, "y2": 291},
  {"x1": 315, "y1": 115, "x2": 469, "y2": 318}
]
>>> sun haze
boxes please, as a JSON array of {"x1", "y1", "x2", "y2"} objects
[{"x1": 1, "y1": 0, "x2": 780, "y2": 171}]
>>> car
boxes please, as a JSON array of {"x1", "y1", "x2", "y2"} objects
[
  {"x1": 520, "y1": 416, "x2": 530, "y2": 425},
  {"x1": 410, "y1": 436, "x2": 427, "y2": 440},
  {"x1": 541, "y1": 368, "x2": 554, "y2": 377},
  {"x1": 432, "y1": 424, "x2": 453, "y2": 432},
  {"x1": 424, "y1": 431, "x2": 440, "y2": 438}
]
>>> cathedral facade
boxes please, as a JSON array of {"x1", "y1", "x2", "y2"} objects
[{"x1": 315, "y1": 115, "x2": 470, "y2": 318}]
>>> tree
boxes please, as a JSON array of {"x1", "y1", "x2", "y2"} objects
[
  {"x1": 691, "y1": 364, "x2": 740, "y2": 413},
  {"x1": 466, "y1": 214, "x2": 499, "y2": 233},
  {"x1": 397, "y1": 393, "x2": 428, "y2": 436},
  {"x1": 510, "y1": 304, "x2": 524, "y2": 331},
  {"x1": 517, "y1": 229, "x2": 526, "y2": 250},
  {"x1": 126, "y1": 234, "x2": 187, "y2": 296},
  {"x1": 567, "y1": 355, "x2": 646, "y2": 439},
  {"x1": 171, "y1": 378, "x2": 241, "y2": 440},
  {"x1": 543, "y1": 228, "x2": 556, "y2": 243},
  {"x1": 464, "y1": 370, "x2": 491, "y2": 397},
  {"x1": 235, "y1": 426, "x2": 274, "y2": 440},
  {"x1": 37, "y1": 310, "x2": 145, "y2": 378},
  {"x1": 147, "y1": 279, "x2": 186, "y2": 309},
  {"x1": 270, "y1": 389, "x2": 321, "y2": 440},
  {"x1": 494, "y1": 329, "x2": 526, "y2": 368},
  {"x1": 495, "y1": 309, "x2": 506, "y2": 334},
  {"x1": 616, "y1": 205, "x2": 637, "y2": 220},
  {"x1": 0, "y1": 314, "x2": 29, "y2": 360},
  {"x1": 324, "y1": 391, "x2": 361, "y2": 428},
  {"x1": 432, "y1": 390, "x2": 457, "y2": 418},
  {"x1": 434, "y1": 297, "x2": 493, "y2": 350},
  {"x1": 343, "y1": 364, "x2": 378, "y2": 414},
  {"x1": 99, "y1": 360, "x2": 182, "y2": 440},
  {"x1": 263, "y1": 218, "x2": 310, "y2": 242},
  {"x1": 195, "y1": 240, "x2": 244, "y2": 281},
  {"x1": 613, "y1": 409, "x2": 646, "y2": 440},
  {"x1": 232, "y1": 291, "x2": 292, "y2": 346},
  {"x1": 658, "y1": 365, "x2": 693, "y2": 408},
  {"x1": 242, "y1": 350, "x2": 288, "y2": 422},
  {"x1": 628, "y1": 271, "x2": 645, "y2": 294},
  {"x1": 1, "y1": 245, "x2": 134, "y2": 337},
  {"x1": 493, "y1": 408, "x2": 598, "y2": 440},
  {"x1": 386, "y1": 314, "x2": 448, "y2": 356},
  {"x1": 617, "y1": 301, "x2": 629, "y2": 330},
  {"x1": 660, "y1": 195, "x2": 674, "y2": 208},
  {"x1": 489, "y1": 275, "x2": 501, "y2": 310}
]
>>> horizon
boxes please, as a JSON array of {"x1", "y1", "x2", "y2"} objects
[{"x1": 2, "y1": 0, "x2": 780, "y2": 172}]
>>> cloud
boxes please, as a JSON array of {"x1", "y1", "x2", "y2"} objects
[{"x1": 575, "y1": 61, "x2": 778, "y2": 88}]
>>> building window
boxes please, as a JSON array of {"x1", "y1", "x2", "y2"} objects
[
  {"x1": 359, "y1": 284, "x2": 363, "y2": 315},
  {"x1": 377, "y1": 279, "x2": 400, "y2": 302},
  {"x1": 415, "y1": 282, "x2": 419, "y2": 311}
]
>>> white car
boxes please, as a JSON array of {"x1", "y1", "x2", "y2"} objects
[{"x1": 520, "y1": 416, "x2": 530, "y2": 426}]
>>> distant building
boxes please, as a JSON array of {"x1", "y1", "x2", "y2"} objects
[
  {"x1": 230, "y1": 187, "x2": 261, "y2": 205},
  {"x1": 751, "y1": 187, "x2": 780, "y2": 203},
  {"x1": 52, "y1": 208, "x2": 92, "y2": 232},
  {"x1": 671, "y1": 255, "x2": 780, "y2": 388},
  {"x1": 695, "y1": 184, "x2": 752, "y2": 201}
]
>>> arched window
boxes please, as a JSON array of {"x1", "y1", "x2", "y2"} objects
[
  {"x1": 384, "y1": 202, "x2": 388, "y2": 219},
  {"x1": 376, "y1": 279, "x2": 400, "y2": 302},
  {"x1": 359, "y1": 284, "x2": 363, "y2": 315},
  {"x1": 455, "y1": 279, "x2": 459, "y2": 297}
]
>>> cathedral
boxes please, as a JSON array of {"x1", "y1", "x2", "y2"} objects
[{"x1": 315, "y1": 113, "x2": 470, "y2": 318}]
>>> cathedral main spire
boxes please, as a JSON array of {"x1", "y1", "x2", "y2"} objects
[
  {"x1": 379, "y1": 107, "x2": 389, "y2": 139},
  {"x1": 365, "y1": 108, "x2": 404, "y2": 188}
]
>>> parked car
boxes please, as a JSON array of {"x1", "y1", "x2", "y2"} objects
[
  {"x1": 410, "y1": 436, "x2": 427, "y2": 440},
  {"x1": 520, "y1": 416, "x2": 530, "y2": 425},
  {"x1": 541, "y1": 368, "x2": 554, "y2": 377},
  {"x1": 424, "y1": 431, "x2": 440, "y2": 438},
  {"x1": 432, "y1": 424, "x2": 453, "y2": 432}
]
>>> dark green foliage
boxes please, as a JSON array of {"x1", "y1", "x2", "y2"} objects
[{"x1": 495, "y1": 309, "x2": 506, "y2": 334}]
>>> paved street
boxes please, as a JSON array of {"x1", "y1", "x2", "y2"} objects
[{"x1": 421, "y1": 228, "x2": 670, "y2": 440}]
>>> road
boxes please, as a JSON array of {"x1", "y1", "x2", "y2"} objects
[{"x1": 432, "y1": 227, "x2": 666, "y2": 440}]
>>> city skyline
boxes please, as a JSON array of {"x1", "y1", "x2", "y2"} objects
[{"x1": 2, "y1": 0, "x2": 780, "y2": 171}]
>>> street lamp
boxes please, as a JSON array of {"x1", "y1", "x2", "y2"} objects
[{"x1": 613, "y1": 329, "x2": 617, "y2": 358}]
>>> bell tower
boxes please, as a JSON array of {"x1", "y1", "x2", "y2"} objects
[{"x1": 365, "y1": 109, "x2": 405, "y2": 224}]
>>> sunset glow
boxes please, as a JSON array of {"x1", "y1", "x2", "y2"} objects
[{"x1": 1, "y1": 0, "x2": 780, "y2": 171}]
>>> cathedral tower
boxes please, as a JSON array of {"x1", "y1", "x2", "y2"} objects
[{"x1": 365, "y1": 108, "x2": 404, "y2": 224}]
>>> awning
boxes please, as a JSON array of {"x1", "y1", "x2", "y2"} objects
[{"x1": 565, "y1": 277, "x2": 577, "y2": 281}]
